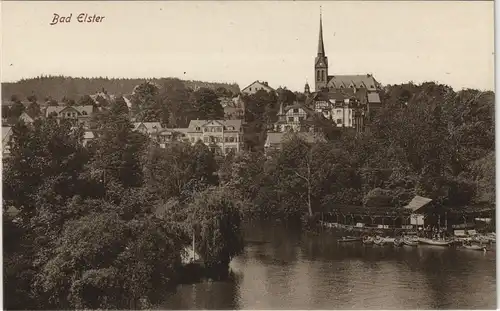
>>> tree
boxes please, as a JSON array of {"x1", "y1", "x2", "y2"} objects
[
  {"x1": 10, "y1": 100, "x2": 25, "y2": 118},
  {"x1": 186, "y1": 186, "x2": 244, "y2": 272},
  {"x1": 78, "y1": 95, "x2": 96, "y2": 107},
  {"x1": 110, "y1": 96, "x2": 129, "y2": 115},
  {"x1": 242, "y1": 90, "x2": 278, "y2": 151},
  {"x1": 2, "y1": 105, "x2": 12, "y2": 119},
  {"x1": 35, "y1": 209, "x2": 184, "y2": 309},
  {"x1": 26, "y1": 100, "x2": 41, "y2": 118},
  {"x1": 158, "y1": 79, "x2": 193, "y2": 127},
  {"x1": 89, "y1": 108, "x2": 147, "y2": 190},
  {"x1": 61, "y1": 96, "x2": 76, "y2": 106},
  {"x1": 3, "y1": 119, "x2": 90, "y2": 309},
  {"x1": 189, "y1": 87, "x2": 224, "y2": 120},
  {"x1": 277, "y1": 87, "x2": 296, "y2": 106},
  {"x1": 130, "y1": 82, "x2": 164, "y2": 122},
  {"x1": 144, "y1": 141, "x2": 219, "y2": 203},
  {"x1": 215, "y1": 87, "x2": 234, "y2": 98}
]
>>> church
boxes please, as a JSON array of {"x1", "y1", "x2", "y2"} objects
[{"x1": 306, "y1": 12, "x2": 382, "y2": 132}]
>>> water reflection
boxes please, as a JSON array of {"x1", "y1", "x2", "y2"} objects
[{"x1": 161, "y1": 221, "x2": 496, "y2": 310}]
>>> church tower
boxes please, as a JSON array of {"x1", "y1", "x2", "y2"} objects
[{"x1": 315, "y1": 9, "x2": 328, "y2": 92}]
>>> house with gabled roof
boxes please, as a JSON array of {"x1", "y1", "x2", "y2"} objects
[
  {"x1": 187, "y1": 119, "x2": 243, "y2": 155},
  {"x1": 133, "y1": 122, "x2": 163, "y2": 135},
  {"x1": 273, "y1": 101, "x2": 318, "y2": 133},
  {"x1": 150, "y1": 128, "x2": 190, "y2": 148},
  {"x1": 309, "y1": 90, "x2": 367, "y2": 132},
  {"x1": 45, "y1": 105, "x2": 94, "y2": 128},
  {"x1": 241, "y1": 80, "x2": 275, "y2": 95}
]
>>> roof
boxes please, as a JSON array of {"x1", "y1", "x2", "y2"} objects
[
  {"x1": 312, "y1": 89, "x2": 370, "y2": 104},
  {"x1": 404, "y1": 196, "x2": 433, "y2": 213},
  {"x1": 265, "y1": 132, "x2": 285, "y2": 145},
  {"x1": 133, "y1": 122, "x2": 162, "y2": 132},
  {"x1": 153, "y1": 128, "x2": 189, "y2": 136},
  {"x1": 367, "y1": 92, "x2": 381, "y2": 104},
  {"x1": 241, "y1": 80, "x2": 275, "y2": 93},
  {"x1": 282, "y1": 102, "x2": 316, "y2": 115},
  {"x1": 327, "y1": 74, "x2": 379, "y2": 91},
  {"x1": 2, "y1": 126, "x2": 12, "y2": 143},
  {"x1": 187, "y1": 119, "x2": 242, "y2": 132},
  {"x1": 83, "y1": 131, "x2": 96, "y2": 139},
  {"x1": 45, "y1": 105, "x2": 94, "y2": 117},
  {"x1": 19, "y1": 111, "x2": 35, "y2": 122}
]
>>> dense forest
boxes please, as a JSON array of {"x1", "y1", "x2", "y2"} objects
[{"x1": 1, "y1": 76, "x2": 240, "y2": 103}]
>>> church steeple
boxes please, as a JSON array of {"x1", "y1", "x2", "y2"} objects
[
  {"x1": 314, "y1": 7, "x2": 329, "y2": 92},
  {"x1": 317, "y1": 8, "x2": 325, "y2": 56}
]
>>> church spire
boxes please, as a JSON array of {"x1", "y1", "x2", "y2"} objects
[
  {"x1": 314, "y1": 6, "x2": 328, "y2": 92},
  {"x1": 317, "y1": 7, "x2": 325, "y2": 56}
]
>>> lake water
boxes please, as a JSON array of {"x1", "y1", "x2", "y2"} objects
[{"x1": 162, "y1": 220, "x2": 497, "y2": 309}]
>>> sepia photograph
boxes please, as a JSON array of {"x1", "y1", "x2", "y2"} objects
[{"x1": 1, "y1": 1, "x2": 496, "y2": 309}]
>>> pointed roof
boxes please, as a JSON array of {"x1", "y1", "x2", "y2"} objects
[
  {"x1": 317, "y1": 9, "x2": 325, "y2": 56},
  {"x1": 404, "y1": 196, "x2": 433, "y2": 213}
]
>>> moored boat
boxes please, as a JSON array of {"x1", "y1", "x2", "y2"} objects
[
  {"x1": 362, "y1": 236, "x2": 374, "y2": 245},
  {"x1": 373, "y1": 236, "x2": 386, "y2": 246},
  {"x1": 383, "y1": 237, "x2": 395, "y2": 243},
  {"x1": 403, "y1": 237, "x2": 419, "y2": 247},
  {"x1": 338, "y1": 236, "x2": 361, "y2": 243},
  {"x1": 418, "y1": 238, "x2": 451, "y2": 246},
  {"x1": 393, "y1": 238, "x2": 404, "y2": 247},
  {"x1": 462, "y1": 244, "x2": 487, "y2": 252}
]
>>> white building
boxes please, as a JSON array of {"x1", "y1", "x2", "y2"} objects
[
  {"x1": 186, "y1": 119, "x2": 243, "y2": 155},
  {"x1": 241, "y1": 80, "x2": 275, "y2": 95}
]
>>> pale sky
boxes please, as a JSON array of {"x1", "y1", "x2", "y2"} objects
[{"x1": 1, "y1": 1, "x2": 495, "y2": 92}]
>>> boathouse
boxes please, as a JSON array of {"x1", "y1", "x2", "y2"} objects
[{"x1": 404, "y1": 195, "x2": 432, "y2": 229}]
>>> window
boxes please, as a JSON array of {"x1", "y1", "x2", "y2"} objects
[
  {"x1": 337, "y1": 109, "x2": 342, "y2": 114},
  {"x1": 82, "y1": 111, "x2": 88, "y2": 115},
  {"x1": 229, "y1": 137, "x2": 235, "y2": 143},
  {"x1": 249, "y1": 87, "x2": 252, "y2": 91},
  {"x1": 288, "y1": 117, "x2": 294, "y2": 122},
  {"x1": 337, "y1": 119, "x2": 342, "y2": 124},
  {"x1": 293, "y1": 108, "x2": 299, "y2": 113},
  {"x1": 316, "y1": 70, "x2": 320, "y2": 81},
  {"x1": 322, "y1": 70, "x2": 325, "y2": 82},
  {"x1": 196, "y1": 127, "x2": 200, "y2": 131},
  {"x1": 203, "y1": 137, "x2": 209, "y2": 143},
  {"x1": 299, "y1": 116, "x2": 305, "y2": 122}
]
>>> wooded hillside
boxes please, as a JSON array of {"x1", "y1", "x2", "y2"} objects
[{"x1": 1, "y1": 76, "x2": 240, "y2": 103}]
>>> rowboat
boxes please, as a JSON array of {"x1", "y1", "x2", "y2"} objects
[
  {"x1": 462, "y1": 244, "x2": 487, "y2": 252},
  {"x1": 362, "y1": 236, "x2": 374, "y2": 245},
  {"x1": 403, "y1": 237, "x2": 419, "y2": 247},
  {"x1": 383, "y1": 237, "x2": 395, "y2": 243},
  {"x1": 418, "y1": 238, "x2": 451, "y2": 246},
  {"x1": 373, "y1": 236, "x2": 386, "y2": 246},
  {"x1": 393, "y1": 238, "x2": 404, "y2": 247},
  {"x1": 338, "y1": 236, "x2": 361, "y2": 243}
]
